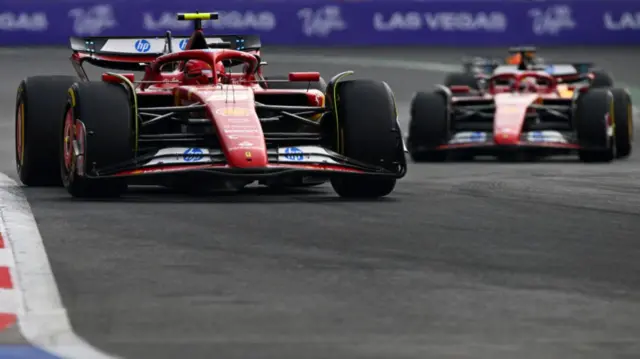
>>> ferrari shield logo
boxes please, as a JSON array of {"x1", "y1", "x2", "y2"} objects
[{"x1": 245, "y1": 151, "x2": 252, "y2": 159}]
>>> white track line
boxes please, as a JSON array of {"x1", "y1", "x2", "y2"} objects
[{"x1": 0, "y1": 173, "x2": 121, "y2": 358}]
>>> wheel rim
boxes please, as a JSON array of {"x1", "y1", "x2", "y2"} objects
[
  {"x1": 62, "y1": 108, "x2": 75, "y2": 173},
  {"x1": 15, "y1": 101, "x2": 24, "y2": 170}
]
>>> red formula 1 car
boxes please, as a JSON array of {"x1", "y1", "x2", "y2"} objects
[
  {"x1": 15, "y1": 12, "x2": 406, "y2": 198},
  {"x1": 408, "y1": 68, "x2": 633, "y2": 162}
]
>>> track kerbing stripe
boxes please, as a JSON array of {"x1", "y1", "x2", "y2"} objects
[
  {"x1": 0, "y1": 173, "x2": 121, "y2": 359},
  {"x1": 0, "y1": 230, "x2": 18, "y2": 333}
]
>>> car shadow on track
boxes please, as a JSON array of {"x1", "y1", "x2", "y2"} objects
[{"x1": 25, "y1": 185, "x2": 400, "y2": 204}]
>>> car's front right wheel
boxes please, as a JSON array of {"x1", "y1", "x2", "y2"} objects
[{"x1": 329, "y1": 79, "x2": 403, "y2": 199}]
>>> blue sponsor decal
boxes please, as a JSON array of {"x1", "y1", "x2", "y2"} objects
[
  {"x1": 284, "y1": 147, "x2": 304, "y2": 161},
  {"x1": 178, "y1": 39, "x2": 188, "y2": 50},
  {"x1": 529, "y1": 131, "x2": 546, "y2": 142},
  {"x1": 544, "y1": 65, "x2": 555, "y2": 74},
  {"x1": 134, "y1": 39, "x2": 151, "y2": 53},
  {"x1": 469, "y1": 132, "x2": 486, "y2": 142},
  {"x1": 183, "y1": 148, "x2": 204, "y2": 162}
]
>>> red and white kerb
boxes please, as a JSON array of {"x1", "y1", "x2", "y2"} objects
[{"x1": 0, "y1": 232, "x2": 18, "y2": 332}]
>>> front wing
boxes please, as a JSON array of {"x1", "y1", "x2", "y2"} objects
[
  {"x1": 435, "y1": 130, "x2": 581, "y2": 151},
  {"x1": 83, "y1": 146, "x2": 406, "y2": 179}
]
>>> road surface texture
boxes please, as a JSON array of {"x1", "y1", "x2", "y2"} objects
[{"x1": 0, "y1": 46, "x2": 639, "y2": 359}]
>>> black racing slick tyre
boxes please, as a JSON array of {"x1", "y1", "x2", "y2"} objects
[
  {"x1": 15, "y1": 75, "x2": 78, "y2": 186},
  {"x1": 62, "y1": 82, "x2": 134, "y2": 198},
  {"x1": 610, "y1": 88, "x2": 633, "y2": 158},
  {"x1": 576, "y1": 89, "x2": 615, "y2": 163},
  {"x1": 408, "y1": 91, "x2": 449, "y2": 162},
  {"x1": 444, "y1": 72, "x2": 479, "y2": 89},
  {"x1": 590, "y1": 70, "x2": 614, "y2": 88},
  {"x1": 329, "y1": 80, "x2": 402, "y2": 199},
  {"x1": 262, "y1": 75, "x2": 327, "y2": 91}
]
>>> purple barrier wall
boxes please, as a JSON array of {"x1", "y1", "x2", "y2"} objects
[{"x1": 1, "y1": 0, "x2": 639, "y2": 46}]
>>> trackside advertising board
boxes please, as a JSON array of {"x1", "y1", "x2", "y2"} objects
[{"x1": 0, "y1": 0, "x2": 639, "y2": 46}]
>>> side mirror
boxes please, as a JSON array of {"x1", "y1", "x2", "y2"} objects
[
  {"x1": 289, "y1": 72, "x2": 320, "y2": 82},
  {"x1": 449, "y1": 85, "x2": 471, "y2": 94}
]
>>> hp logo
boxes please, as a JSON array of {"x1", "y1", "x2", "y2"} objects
[
  {"x1": 183, "y1": 148, "x2": 204, "y2": 162},
  {"x1": 134, "y1": 39, "x2": 151, "y2": 53},
  {"x1": 284, "y1": 147, "x2": 304, "y2": 161},
  {"x1": 178, "y1": 39, "x2": 188, "y2": 50}
]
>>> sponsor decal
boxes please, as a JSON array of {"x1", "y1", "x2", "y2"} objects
[
  {"x1": 528, "y1": 131, "x2": 546, "y2": 142},
  {"x1": 178, "y1": 38, "x2": 188, "y2": 50},
  {"x1": 224, "y1": 129, "x2": 259, "y2": 134},
  {"x1": 227, "y1": 135, "x2": 262, "y2": 140},
  {"x1": 227, "y1": 117, "x2": 250, "y2": 123},
  {"x1": 298, "y1": 6, "x2": 347, "y2": 37},
  {"x1": 449, "y1": 132, "x2": 487, "y2": 144},
  {"x1": 183, "y1": 147, "x2": 204, "y2": 162},
  {"x1": 526, "y1": 130, "x2": 568, "y2": 143},
  {"x1": 528, "y1": 5, "x2": 576, "y2": 35},
  {"x1": 373, "y1": 11, "x2": 507, "y2": 32},
  {"x1": 217, "y1": 107, "x2": 251, "y2": 116},
  {"x1": 283, "y1": 147, "x2": 305, "y2": 161},
  {"x1": 223, "y1": 124, "x2": 257, "y2": 129},
  {"x1": 207, "y1": 92, "x2": 251, "y2": 101},
  {"x1": 604, "y1": 12, "x2": 640, "y2": 30},
  {"x1": 0, "y1": 12, "x2": 48, "y2": 31},
  {"x1": 134, "y1": 39, "x2": 151, "y2": 53},
  {"x1": 238, "y1": 141, "x2": 255, "y2": 147},
  {"x1": 68, "y1": 4, "x2": 116, "y2": 36}
]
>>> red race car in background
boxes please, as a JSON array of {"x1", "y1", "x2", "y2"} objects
[
  {"x1": 15, "y1": 12, "x2": 407, "y2": 199},
  {"x1": 407, "y1": 68, "x2": 633, "y2": 162}
]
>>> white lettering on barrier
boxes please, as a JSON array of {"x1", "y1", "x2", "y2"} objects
[
  {"x1": 68, "y1": 5, "x2": 117, "y2": 36},
  {"x1": 298, "y1": 6, "x2": 347, "y2": 37},
  {"x1": 373, "y1": 12, "x2": 506, "y2": 32},
  {"x1": 528, "y1": 5, "x2": 576, "y2": 35},
  {"x1": 143, "y1": 11, "x2": 276, "y2": 31},
  {"x1": 604, "y1": 12, "x2": 640, "y2": 31},
  {"x1": 0, "y1": 12, "x2": 48, "y2": 31}
]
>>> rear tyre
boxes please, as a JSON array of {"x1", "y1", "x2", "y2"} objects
[
  {"x1": 15, "y1": 75, "x2": 78, "y2": 186},
  {"x1": 610, "y1": 88, "x2": 633, "y2": 158},
  {"x1": 576, "y1": 89, "x2": 615, "y2": 163},
  {"x1": 408, "y1": 91, "x2": 449, "y2": 162},
  {"x1": 444, "y1": 72, "x2": 479, "y2": 89},
  {"x1": 329, "y1": 80, "x2": 402, "y2": 199},
  {"x1": 62, "y1": 82, "x2": 134, "y2": 198},
  {"x1": 590, "y1": 70, "x2": 614, "y2": 88}
]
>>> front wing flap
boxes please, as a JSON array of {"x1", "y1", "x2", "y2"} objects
[
  {"x1": 433, "y1": 130, "x2": 580, "y2": 150},
  {"x1": 85, "y1": 146, "x2": 406, "y2": 179}
]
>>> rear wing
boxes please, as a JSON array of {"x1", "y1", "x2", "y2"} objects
[{"x1": 69, "y1": 34, "x2": 261, "y2": 71}]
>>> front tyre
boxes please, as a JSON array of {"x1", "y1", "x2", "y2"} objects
[
  {"x1": 576, "y1": 89, "x2": 615, "y2": 163},
  {"x1": 329, "y1": 80, "x2": 402, "y2": 199},
  {"x1": 610, "y1": 88, "x2": 633, "y2": 158},
  {"x1": 62, "y1": 82, "x2": 134, "y2": 198},
  {"x1": 408, "y1": 91, "x2": 449, "y2": 162}
]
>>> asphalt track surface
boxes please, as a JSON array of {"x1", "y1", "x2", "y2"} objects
[{"x1": 1, "y1": 46, "x2": 640, "y2": 359}]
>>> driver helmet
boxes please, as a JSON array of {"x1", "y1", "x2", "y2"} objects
[
  {"x1": 184, "y1": 60, "x2": 226, "y2": 85},
  {"x1": 519, "y1": 77, "x2": 538, "y2": 92}
]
